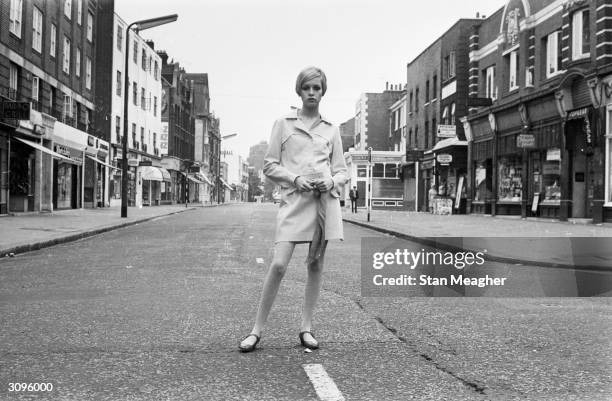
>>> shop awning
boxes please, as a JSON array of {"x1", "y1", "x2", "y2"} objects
[
  {"x1": 431, "y1": 137, "x2": 467, "y2": 152},
  {"x1": 86, "y1": 155, "x2": 120, "y2": 170},
  {"x1": 186, "y1": 174, "x2": 205, "y2": 184},
  {"x1": 196, "y1": 173, "x2": 213, "y2": 186},
  {"x1": 15, "y1": 137, "x2": 79, "y2": 164},
  {"x1": 219, "y1": 177, "x2": 233, "y2": 190},
  {"x1": 141, "y1": 166, "x2": 171, "y2": 181}
]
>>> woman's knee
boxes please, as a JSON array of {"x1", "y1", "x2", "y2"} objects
[
  {"x1": 307, "y1": 259, "x2": 323, "y2": 273},
  {"x1": 269, "y1": 260, "x2": 288, "y2": 277}
]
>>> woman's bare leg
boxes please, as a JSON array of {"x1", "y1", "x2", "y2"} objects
[
  {"x1": 240, "y1": 242, "x2": 295, "y2": 347},
  {"x1": 300, "y1": 241, "x2": 328, "y2": 344}
]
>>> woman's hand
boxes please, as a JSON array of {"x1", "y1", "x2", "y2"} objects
[
  {"x1": 312, "y1": 178, "x2": 334, "y2": 192},
  {"x1": 294, "y1": 176, "x2": 313, "y2": 192}
]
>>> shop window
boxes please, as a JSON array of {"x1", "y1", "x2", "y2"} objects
[
  {"x1": 385, "y1": 164, "x2": 398, "y2": 178},
  {"x1": 606, "y1": 109, "x2": 612, "y2": 204},
  {"x1": 498, "y1": 156, "x2": 523, "y2": 201},
  {"x1": 373, "y1": 163, "x2": 385, "y2": 177}
]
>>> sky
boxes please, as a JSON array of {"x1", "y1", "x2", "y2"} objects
[{"x1": 116, "y1": 0, "x2": 506, "y2": 160}]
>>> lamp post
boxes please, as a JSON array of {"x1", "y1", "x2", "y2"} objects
[
  {"x1": 121, "y1": 14, "x2": 178, "y2": 218},
  {"x1": 217, "y1": 133, "x2": 237, "y2": 204}
]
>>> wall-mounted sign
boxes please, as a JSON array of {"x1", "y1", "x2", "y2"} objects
[
  {"x1": 436, "y1": 154, "x2": 453, "y2": 164},
  {"x1": 128, "y1": 158, "x2": 139, "y2": 167},
  {"x1": 516, "y1": 134, "x2": 536, "y2": 148},
  {"x1": 546, "y1": 148, "x2": 561, "y2": 161},
  {"x1": 54, "y1": 144, "x2": 83, "y2": 163},
  {"x1": 437, "y1": 125, "x2": 456, "y2": 138},
  {"x1": 566, "y1": 107, "x2": 589, "y2": 120},
  {"x1": 0, "y1": 101, "x2": 30, "y2": 120}
]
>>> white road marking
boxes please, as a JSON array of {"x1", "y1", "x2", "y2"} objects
[
  {"x1": 256, "y1": 258, "x2": 264, "y2": 264},
  {"x1": 302, "y1": 364, "x2": 345, "y2": 401}
]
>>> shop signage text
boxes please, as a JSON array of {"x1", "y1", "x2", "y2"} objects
[
  {"x1": 437, "y1": 125, "x2": 456, "y2": 138},
  {"x1": 566, "y1": 107, "x2": 589, "y2": 120},
  {"x1": 436, "y1": 154, "x2": 453, "y2": 164},
  {"x1": 54, "y1": 145, "x2": 83, "y2": 163},
  {"x1": 516, "y1": 134, "x2": 536, "y2": 148},
  {"x1": 0, "y1": 101, "x2": 30, "y2": 120}
]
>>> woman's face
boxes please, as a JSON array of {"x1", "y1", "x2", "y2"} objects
[{"x1": 299, "y1": 76, "x2": 323, "y2": 108}]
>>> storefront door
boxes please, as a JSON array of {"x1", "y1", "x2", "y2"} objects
[
  {"x1": 572, "y1": 151, "x2": 587, "y2": 218},
  {"x1": 357, "y1": 181, "x2": 366, "y2": 207}
]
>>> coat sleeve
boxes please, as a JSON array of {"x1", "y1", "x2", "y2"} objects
[
  {"x1": 263, "y1": 119, "x2": 298, "y2": 187},
  {"x1": 330, "y1": 126, "x2": 348, "y2": 197}
]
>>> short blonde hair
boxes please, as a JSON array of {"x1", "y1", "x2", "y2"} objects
[{"x1": 295, "y1": 66, "x2": 327, "y2": 96}]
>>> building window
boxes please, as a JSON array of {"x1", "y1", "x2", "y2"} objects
[
  {"x1": 409, "y1": 91, "x2": 413, "y2": 112},
  {"x1": 154, "y1": 60, "x2": 159, "y2": 80},
  {"x1": 75, "y1": 48, "x2": 81, "y2": 77},
  {"x1": 115, "y1": 116, "x2": 121, "y2": 141},
  {"x1": 508, "y1": 50, "x2": 519, "y2": 91},
  {"x1": 86, "y1": 57, "x2": 92, "y2": 89},
  {"x1": 485, "y1": 65, "x2": 497, "y2": 100},
  {"x1": 50, "y1": 24, "x2": 57, "y2": 57},
  {"x1": 424, "y1": 121, "x2": 429, "y2": 149},
  {"x1": 117, "y1": 25, "x2": 123, "y2": 51},
  {"x1": 77, "y1": 0, "x2": 82, "y2": 25},
  {"x1": 32, "y1": 76, "x2": 39, "y2": 102},
  {"x1": 571, "y1": 9, "x2": 590, "y2": 60},
  {"x1": 132, "y1": 123, "x2": 136, "y2": 147},
  {"x1": 546, "y1": 31, "x2": 562, "y2": 77},
  {"x1": 450, "y1": 103, "x2": 456, "y2": 125},
  {"x1": 9, "y1": 64, "x2": 18, "y2": 100},
  {"x1": 133, "y1": 82, "x2": 137, "y2": 105},
  {"x1": 153, "y1": 96, "x2": 157, "y2": 116},
  {"x1": 442, "y1": 106, "x2": 449, "y2": 125},
  {"x1": 449, "y1": 51, "x2": 456, "y2": 78},
  {"x1": 140, "y1": 127, "x2": 145, "y2": 150},
  {"x1": 432, "y1": 118, "x2": 437, "y2": 145},
  {"x1": 141, "y1": 88, "x2": 146, "y2": 110},
  {"x1": 606, "y1": 108, "x2": 612, "y2": 204},
  {"x1": 9, "y1": 0, "x2": 23, "y2": 38},
  {"x1": 63, "y1": 36, "x2": 71, "y2": 74},
  {"x1": 116, "y1": 70, "x2": 122, "y2": 96},
  {"x1": 32, "y1": 7, "x2": 43, "y2": 52},
  {"x1": 415, "y1": 87, "x2": 419, "y2": 110},
  {"x1": 50, "y1": 87, "x2": 55, "y2": 111},
  {"x1": 133, "y1": 40, "x2": 138, "y2": 64},
  {"x1": 63, "y1": 94, "x2": 73, "y2": 121},
  {"x1": 64, "y1": 0, "x2": 71, "y2": 19},
  {"x1": 432, "y1": 75, "x2": 437, "y2": 101},
  {"x1": 87, "y1": 12, "x2": 93, "y2": 42},
  {"x1": 425, "y1": 80, "x2": 430, "y2": 103},
  {"x1": 142, "y1": 49, "x2": 147, "y2": 70}
]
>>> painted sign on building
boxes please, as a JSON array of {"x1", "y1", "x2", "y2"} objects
[{"x1": 160, "y1": 122, "x2": 169, "y2": 156}]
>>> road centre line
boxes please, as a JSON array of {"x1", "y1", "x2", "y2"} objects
[{"x1": 302, "y1": 364, "x2": 345, "y2": 401}]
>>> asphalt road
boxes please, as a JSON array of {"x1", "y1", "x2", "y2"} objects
[{"x1": 0, "y1": 203, "x2": 610, "y2": 400}]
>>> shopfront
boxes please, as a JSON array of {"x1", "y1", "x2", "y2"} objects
[
  {"x1": 419, "y1": 156, "x2": 435, "y2": 212},
  {"x1": 53, "y1": 144, "x2": 82, "y2": 209},
  {"x1": 430, "y1": 138, "x2": 468, "y2": 214},
  {"x1": 139, "y1": 163, "x2": 171, "y2": 206}
]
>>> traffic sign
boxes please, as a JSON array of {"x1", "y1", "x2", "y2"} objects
[{"x1": 1, "y1": 101, "x2": 31, "y2": 120}]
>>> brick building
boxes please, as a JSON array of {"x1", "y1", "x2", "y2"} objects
[
  {"x1": 464, "y1": 0, "x2": 612, "y2": 223},
  {"x1": 0, "y1": 0, "x2": 107, "y2": 214},
  {"x1": 157, "y1": 51, "x2": 196, "y2": 204},
  {"x1": 339, "y1": 117, "x2": 355, "y2": 153},
  {"x1": 404, "y1": 18, "x2": 481, "y2": 213}
]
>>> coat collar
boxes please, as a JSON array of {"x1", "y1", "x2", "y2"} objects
[{"x1": 283, "y1": 108, "x2": 332, "y2": 126}]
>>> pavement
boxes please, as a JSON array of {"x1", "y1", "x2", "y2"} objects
[
  {"x1": 342, "y1": 207, "x2": 612, "y2": 270},
  {"x1": 0, "y1": 203, "x2": 225, "y2": 258},
  {"x1": 2, "y1": 202, "x2": 611, "y2": 270}
]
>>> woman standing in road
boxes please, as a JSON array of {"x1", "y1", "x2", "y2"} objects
[{"x1": 239, "y1": 67, "x2": 347, "y2": 352}]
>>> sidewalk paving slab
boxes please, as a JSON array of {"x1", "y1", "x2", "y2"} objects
[{"x1": 342, "y1": 209, "x2": 612, "y2": 271}]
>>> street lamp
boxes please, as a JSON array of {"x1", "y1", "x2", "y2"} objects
[
  {"x1": 218, "y1": 133, "x2": 237, "y2": 204},
  {"x1": 121, "y1": 14, "x2": 178, "y2": 218}
]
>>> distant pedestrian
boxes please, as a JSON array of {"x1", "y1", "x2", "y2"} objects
[
  {"x1": 349, "y1": 186, "x2": 359, "y2": 213},
  {"x1": 239, "y1": 66, "x2": 348, "y2": 353}
]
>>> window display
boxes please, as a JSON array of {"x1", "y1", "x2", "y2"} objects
[
  {"x1": 498, "y1": 156, "x2": 522, "y2": 201},
  {"x1": 543, "y1": 148, "x2": 561, "y2": 202}
]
